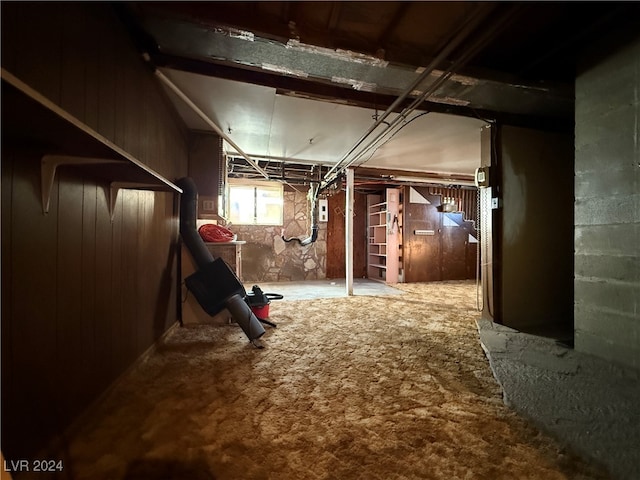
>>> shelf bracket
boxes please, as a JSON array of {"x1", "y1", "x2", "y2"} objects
[
  {"x1": 109, "y1": 181, "x2": 173, "y2": 222},
  {"x1": 41, "y1": 155, "x2": 123, "y2": 214}
]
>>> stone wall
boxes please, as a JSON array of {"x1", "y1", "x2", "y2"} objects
[{"x1": 231, "y1": 188, "x2": 327, "y2": 282}]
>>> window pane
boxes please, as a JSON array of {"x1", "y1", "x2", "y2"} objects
[
  {"x1": 227, "y1": 181, "x2": 284, "y2": 226},
  {"x1": 256, "y1": 186, "x2": 283, "y2": 225},
  {"x1": 228, "y1": 185, "x2": 255, "y2": 224}
]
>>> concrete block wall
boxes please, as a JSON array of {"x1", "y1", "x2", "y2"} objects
[{"x1": 574, "y1": 34, "x2": 640, "y2": 369}]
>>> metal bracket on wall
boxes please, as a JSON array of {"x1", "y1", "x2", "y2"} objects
[
  {"x1": 41, "y1": 155, "x2": 123, "y2": 214},
  {"x1": 41, "y1": 155, "x2": 174, "y2": 221}
]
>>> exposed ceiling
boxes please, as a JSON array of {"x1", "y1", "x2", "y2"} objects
[
  {"x1": 160, "y1": 68, "x2": 485, "y2": 176},
  {"x1": 119, "y1": 1, "x2": 638, "y2": 186}
]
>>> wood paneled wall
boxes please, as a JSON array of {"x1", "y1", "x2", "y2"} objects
[
  {"x1": 403, "y1": 186, "x2": 478, "y2": 283},
  {"x1": 497, "y1": 126, "x2": 573, "y2": 333},
  {"x1": 326, "y1": 190, "x2": 368, "y2": 279},
  {"x1": 188, "y1": 132, "x2": 224, "y2": 216},
  {"x1": 1, "y1": 3, "x2": 188, "y2": 461},
  {"x1": 426, "y1": 186, "x2": 478, "y2": 226},
  {"x1": 1, "y1": 3, "x2": 187, "y2": 179}
]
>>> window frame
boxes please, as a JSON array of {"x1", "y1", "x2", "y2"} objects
[{"x1": 226, "y1": 179, "x2": 284, "y2": 226}]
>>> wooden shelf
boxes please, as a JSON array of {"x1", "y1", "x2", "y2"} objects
[
  {"x1": 1, "y1": 68, "x2": 182, "y2": 216},
  {"x1": 367, "y1": 189, "x2": 401, "y2": 283}
]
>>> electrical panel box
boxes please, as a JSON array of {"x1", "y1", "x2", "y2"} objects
[
  {"x1": 475, "y1": 166, "x2": 490, "y2": 188},
  {"x1": 319, "y1": 199, "x2": 328, "y2": 222}
]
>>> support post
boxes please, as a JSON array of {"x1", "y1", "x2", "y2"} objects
[{"x1": 345, "y1": 168, "x2": 354, "y2": 296}]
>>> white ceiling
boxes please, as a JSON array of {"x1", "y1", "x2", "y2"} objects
[{"x1": 160, "y1": 67, "x2": 486, "y2": 177}]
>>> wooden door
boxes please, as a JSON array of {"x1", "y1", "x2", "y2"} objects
[
  {"x1": 403, "y1": 187, "x2": 442, "y2": 282},
  {"x1": 441, "y1": 213, "x2": 471, "y2": 280}
]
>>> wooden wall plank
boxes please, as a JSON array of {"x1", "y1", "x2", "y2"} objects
[
  {"x1": 148, "y1": 193, "x2": 167, "y2": 338},
  {"x1": 1, "y1": 152, "x2": 15, "y2": 453},
  {"x1": 80, "y1": 179, "x2": 98, "y2": 404},
  {"x1": 113, "y1": 39, "x2": 128, "y2": 150},
  {"x1": 189, "y1": 132, "x2": 223, "y2": 198},
  {"x1": 8, "y1": 154, "x2": 60, "y2": 457},
  {"x1": 55, "y1": 170, "x2": 85, "y2": 422},
  {"x1": 326, "y1": 190, "x2": 367, "y2": 279},
  {"x1": 139, "y1": 78, "x2": 153, "y2": 166},
  {"x1": 136, "y1": 191, "x2": 155, "y2": 352},
  {"x1": 122, "y1": 63, "x2": 140, "y2": 159},
  {"x1": 499, "y1": 125, "x2": 574, "y2": 331},
  {"x1": 110, "y1": 186, "x2": 125, "y2": 378},
  {"x1": 94, "y1": 183, "x2": 114, "y2": 386},
  {"x1": 325, "y1": 191, "x2": 345, "y2": 279},
  {"x1": 0, "y1": 4, "x2": 20, "y2": 74},
  {"x1": 83, "y1": 9, "x2": 101, "y2": 132},
  {"x1": 60, "y1": 4, "x2": 86, "y2": 122},
  {"x1": 120, "y1": 189, "x2": 139, "y2": 368},
  {"x1": 1, "y1": 3, "x2": 62, "y2": 103},
  {"x1": 1, "y1": 3, "x2": 189, "y2": 459},
  {"x1": 97, "y1": 17, "x2": 117, "y2": 143},
  {"x1": 152, "y1": 194, "x2": 173, "y2": 336}
]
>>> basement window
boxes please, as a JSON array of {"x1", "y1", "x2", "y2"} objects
[{"x1": 227, "y1": 180, "x2": 283, "y2": 225}]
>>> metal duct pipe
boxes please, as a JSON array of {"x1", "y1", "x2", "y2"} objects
[
  {"x1": 145, "y1": 56, "x2": 269, "y2": 180},
  {"x1": 349, "y1": 10, "x2": 516, "y2": 170},
  {"x1": 322, "y1": 3, "x2": 522, "y2": 188},
  {"x1": 321, "y1": 3, "x2": 497, "y2": 188}
]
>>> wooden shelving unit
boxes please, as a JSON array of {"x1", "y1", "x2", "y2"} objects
[
  {"x1": 1, "y1": 68, "x2": 182, "y2": 218},
  {"x1": 367, "y1": 188, "x2": 401, "y2": 283}
]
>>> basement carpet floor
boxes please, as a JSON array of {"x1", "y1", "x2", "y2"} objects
[{"x1": 63, "y1": 281, "x2": 609, "y2": 480}]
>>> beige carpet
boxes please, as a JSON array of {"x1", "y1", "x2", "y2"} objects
[{"x1": 61, "y1": 281, "x2": 607, "y2": 480}]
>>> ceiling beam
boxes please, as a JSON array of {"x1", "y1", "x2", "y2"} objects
[
  {"x1": 126, "y1": 2, "x2": 292, "y2": 44},
  {"x1": 353, "y1": 166, "x2": 475, "y2": 184},
  {"x1": 149, "y1": 51, "x2": 572, "y2": 132}
]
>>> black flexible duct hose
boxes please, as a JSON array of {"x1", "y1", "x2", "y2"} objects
[
  {"x1": 282, "y1": 182, "x2": 320, "y2": 246},
  {"x1": 176, "y1": 177, "x2": 266, "y2": 344},
  {"x1": 282, "y1": 225, "x2": 319, "y2": 246},
  {"x1": 176, "y1": 177, "x2": 215, "y2": 269}
]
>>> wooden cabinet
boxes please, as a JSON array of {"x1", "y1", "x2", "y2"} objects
[
  {"x1": 367, "y1": 188, "x2": 402, "y2": 283},
  {"x1": 204, "y1": 241, "x2": 245, "y2": 281},
  {"x1": 180, "y1": 241, "x2": 245, "y2": 325}
]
